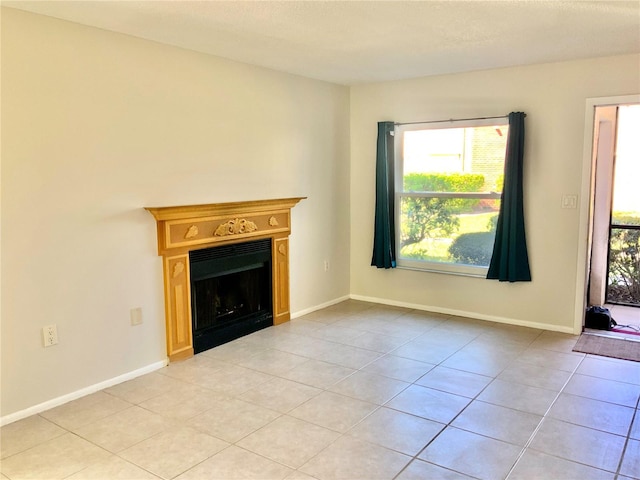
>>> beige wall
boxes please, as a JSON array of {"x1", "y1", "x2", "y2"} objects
[
  {"x1": 350, "y1": 54, "x2": 640, "y2": 331},
  {"x1": 1, "y1": 8, "x2": 350, "y2": 417}
]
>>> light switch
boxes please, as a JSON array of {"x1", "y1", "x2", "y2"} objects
[{"x1": 562, "y1": 194, "x2": 578, "y2": 209}]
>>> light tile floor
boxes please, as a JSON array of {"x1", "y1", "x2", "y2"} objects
[{"x1": 2, "y1": 300, "x2": 640, "y2": 480}]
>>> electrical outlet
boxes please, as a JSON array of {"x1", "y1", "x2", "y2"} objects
[
  {"x1": 130, "y1": 307, "x2": 143, "y2": 326},
  {"x1": 42, "y1": 325, "x2": 58, "y2": 347},
  {"x1": 323, "y1": 260, "x2": 330, "y2": 272}
]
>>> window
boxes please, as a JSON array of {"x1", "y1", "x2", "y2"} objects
[{"x1": 395, "y1": 118, "x2": 509, "y2": 276}]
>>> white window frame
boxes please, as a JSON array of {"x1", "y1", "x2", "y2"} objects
[{"x1": 394, "y1": 117, "x2": 506, "y2": 277}]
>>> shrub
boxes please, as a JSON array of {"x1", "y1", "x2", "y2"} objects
[
  {"x1": 608, "y1": 227, "x2": 640, "y2": 305},
  {"x1": 607, "y1": 214, "x2": 640, "y2": 305},
  {"x1": 404, "y1": 172, "x2": 485, "y2": 191},
  {"x1": 401, "y1": 197, "x2": 459, "y2": 246},
  {"x1": 448, "y1": 232, "x2": 495, "y2": 266},
  {"x1": 401, "y1": 173, "x2": 486, "y2": 247},
  {"x1": 404, "y1": 173, "x2": 485, "y2": 213}
]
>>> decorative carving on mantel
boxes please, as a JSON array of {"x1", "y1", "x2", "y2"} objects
[
  {"x1": 214, "y1": 218, "x2": 258, "y2": 237},
  {"x1": 172, "y1": 262, "x2": 185, "y2": 278},
  {"x1": 184, "y1": 225, "x2": 199, "y2": 239},
  {"x1": 269, "y1": 216, "x2": 279, "y2": 226},
  {"x1": 278, "y1": 244, "x2": 287, "y2": 255}
]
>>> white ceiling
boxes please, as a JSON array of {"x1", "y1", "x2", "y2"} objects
[{"x1": 4, "y1": 0, "x2": 640, "y2": 85}]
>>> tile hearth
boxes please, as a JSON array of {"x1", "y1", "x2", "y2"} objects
[{"x1": 1, "y1": 300, "x2": 639, "y2": 479}]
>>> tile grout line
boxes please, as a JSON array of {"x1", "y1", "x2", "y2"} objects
[
  {"x1": 200, "y1": 310, "x2": 426, "y2": 477},
  {"x1": 613, "y1": 394, "x2": 640, "y2": 479},
  {"x1": 503, "y1": 351, "x2": 590, "y2": 479},
  {"x1": 390, "y1": 329, "x2": 550, "y2": 480},
  {"x1": 283, "y1": 313, "x2": 436, "y2": 478},
  {"x1": 290, "y1": 309, "x2": 456, "y2": 476},
  {"x1": 282, "y1": 313, "x2": 486, "y2": 480}
]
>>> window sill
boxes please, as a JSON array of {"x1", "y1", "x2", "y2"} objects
[{"x1": 396, "y1": 261, "x2": 488, "y2": 279}]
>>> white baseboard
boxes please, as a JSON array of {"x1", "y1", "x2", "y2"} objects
[
  {"x1": 1, "y1": 294, "x2": 573, "y2": 426},
  {"x1": 0, "y1": 359, "x2": 168, "y2": 427},
  {"x1": 291, "y1": 295, "x2": 351, "y2": 319},
  {"x1": 1, "y1": 297, "x2": 349, "y2": 427},
  {"x1": 349, "y1": 294, "x2": 575, "y2": 335}
]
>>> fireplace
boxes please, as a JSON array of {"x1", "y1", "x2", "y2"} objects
[
  {"x1": 146, "y1": 197, "x2": 304, "y2": 361},
  {"x1": 190, "y1": 238, "x2": 273, "y2": 353}
]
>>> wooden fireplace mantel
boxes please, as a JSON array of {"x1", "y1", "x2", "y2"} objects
[{"x1": 146, "y1": 197, "x2": 305, "y2": 361}]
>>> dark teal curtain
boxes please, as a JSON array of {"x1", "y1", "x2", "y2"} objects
[
  {"x1": 487, "y1": 112, "x2": 531, "y2": 282},
  {"x1": 371, "y1": 121, "x2": 396, "y2": 269}
]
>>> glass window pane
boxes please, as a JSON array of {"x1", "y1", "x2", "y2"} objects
[
  {"x1": 607, "y1": 226, "x2": 640, "y2": 305},
  {"x1": 396, "y1": 119, "x2": 508, "y2": 274},
  {"x1": 404, "y1": 129, "x2": 464, "y2": 175},
  {"x1": 612, "y1": 105, "x2": 640, "y2": 226},
  {"x1": 399, "y1": 196, "x2": 500, "y2": 267},
  {"x1": 402, "y1": 125, "x2": 507, "y2": 193}
]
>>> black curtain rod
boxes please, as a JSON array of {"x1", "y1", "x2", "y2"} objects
[{"x1": 394, "y1": 114, "x2": 518, "y2": 127}]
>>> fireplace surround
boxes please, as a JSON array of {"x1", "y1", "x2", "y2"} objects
[{"x1": 146, "y1": 197, "x2": 305, "y2": 361}]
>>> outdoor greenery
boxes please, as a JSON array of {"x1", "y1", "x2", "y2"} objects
[
  {"x1": 404, "y1": 173, "x2": 486, "y2": 194},
  {"x1": 448, "y1": 213, "x2": 499, "y2": 266},
  {"x1": 400, "y1": 172, "x2": 500, "y2": 266},
  {"x1": 401, "y1": 211, "x2": 498, "y2": 265},
  {"x1": 608, "y1": 214, "x2": 640, "y2": 306},
  {"x1": 401, "y1": 173, "x2": 485, "y2": 247},
  {"x1": 449, "y1": 232, "x2": 495, "y2": 266}
]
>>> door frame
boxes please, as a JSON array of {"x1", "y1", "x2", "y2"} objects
[{"x1": 573, "y1": 94, "x2": 640, "y2": 334}]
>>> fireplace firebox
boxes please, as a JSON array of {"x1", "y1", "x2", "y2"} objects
[{"x1": 189, "y1": 238, "x2": 273, "y2": 353}]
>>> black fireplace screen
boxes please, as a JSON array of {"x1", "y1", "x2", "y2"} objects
[{"x1": 189, "y1": 238, "x2": 273, "y2": 353}]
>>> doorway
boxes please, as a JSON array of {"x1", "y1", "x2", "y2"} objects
[
  {"x1": 605, "y1": 105, "x2": 640, "y2": 309},
  {"x1": 580, "y1": 98, "x2": 640, "y2": 335}
]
